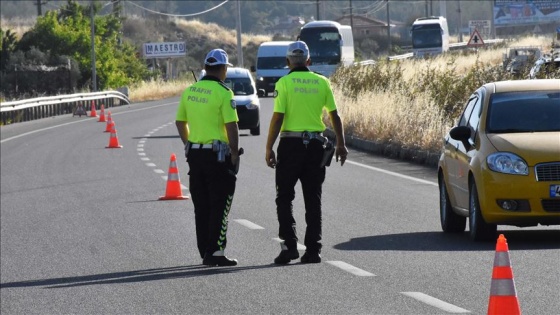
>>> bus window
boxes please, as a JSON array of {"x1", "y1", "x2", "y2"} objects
[{"x1": 299, "y1": 27, "x2": 341, "y2": 65}]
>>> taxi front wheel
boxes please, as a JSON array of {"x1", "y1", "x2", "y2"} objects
[{"x1": 469, "y1": 181, "x2": 497, "y2": 242}]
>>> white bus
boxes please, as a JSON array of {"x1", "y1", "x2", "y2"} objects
[
  {"x1": 410, "y1": 16, "x2": 449, "y2": 58},
  {"x1": 297, "y1": 20, "x2": 354, "y2": 77}
]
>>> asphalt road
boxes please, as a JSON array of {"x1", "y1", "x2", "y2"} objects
[{"x1": 1, "y1": 96, "x2": 559, "y2": 315}]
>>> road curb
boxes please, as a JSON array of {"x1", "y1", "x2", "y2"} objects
[{"x1": 324, "y1": 129, "x2": 440, "y2": 169}]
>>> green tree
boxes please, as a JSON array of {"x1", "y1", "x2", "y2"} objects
[
  {"x1": 0, "y1": 28, "x2": 19, "y2": 71},
  {"x1": 17, "y1": 0, "x2": 148, "y2": 90}
]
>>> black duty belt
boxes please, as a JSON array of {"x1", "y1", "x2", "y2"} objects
[{"x1": 280, "y1": 131, "x2": 328, "y2": 144}]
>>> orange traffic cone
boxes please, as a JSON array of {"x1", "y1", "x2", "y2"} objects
[
  {"x1": 98, "y1": 104, "x2": 106, "y2": 122},
  {"x1": 90, "y1": 101, "x2": 98, "y2": 118},
  {"x1": 105, "y1": 122, "x2": 123, "y2": 149},
  {"x1": 104, "y1": 111, "x2": 113, "y2": 132},
  {"x1": 488, "y1": 234, "x2": 521, "y2": 315},
  {"x1": 159, "y1": 153, "x2": 189, "y2": 200}
]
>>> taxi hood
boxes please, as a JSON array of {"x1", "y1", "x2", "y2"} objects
[{"x1": 487, "y1": 133, "x2": 560, "y2": 165}]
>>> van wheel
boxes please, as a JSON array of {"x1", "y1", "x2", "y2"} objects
[
  {"x1": 250, "y1": 124, "x2": 260, "y2": 136},
  {"x1": 469, "y1": 181, "x2": 497, "y2": 242},
  {"x1": 439, "y1": 174, "x2": 466, "y2": 233}
]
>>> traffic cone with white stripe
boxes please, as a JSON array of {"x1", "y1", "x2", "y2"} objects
[
  {"x1": 89, "y1": 100, "x2": 98, "y2": 118},
  {"x1": 105, "y1": 122, "x2": 123, "y2": 149},
  {"x1": 159, "y1": 153, "x2": 189, "y2": 200},
  {"x1": 98, "y1": 104, "x2": 106, "y2": 122},
  {"x1": 487, "y1": 234, "x2": 521, "y2": 315},
  {"x1": 104, "y1": 111, "x2": 113, "y2": 132}
]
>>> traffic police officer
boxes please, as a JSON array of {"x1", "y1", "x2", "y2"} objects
[
  {"x1": 176, "y1": 48, "x2": 240, "y2": 267},
  {"x1": 265, "y1": 41, "x2": 348, "y2": 264}
]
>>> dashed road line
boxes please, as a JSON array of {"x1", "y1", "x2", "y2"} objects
[
  {"x1": 326, "y1": 261, "x2": 375, "y2": 277},
  {"x1": 137, "y1": 122, "x2": 189, "y2": 195},
  {"x1": 400, "y1": 292, "x2": 470, "y2": 313},
  {"x1": 234, "y1": 219, "x2": 265, "y2": 230},
  {"x1": 272, "y1": 237, "x2": 306, "y2": 250}
]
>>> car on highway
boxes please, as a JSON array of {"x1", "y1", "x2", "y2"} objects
[
  {"x1": 438, "y1": 79, "x2": 560, "y2": 241},
  {"x1": 200, "y1": 67, "x2": 261, "y2": 135}
]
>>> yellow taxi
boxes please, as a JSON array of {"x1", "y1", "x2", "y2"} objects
[{"x1": 438, "y1": 79, "x2": 560, "y2": 241}]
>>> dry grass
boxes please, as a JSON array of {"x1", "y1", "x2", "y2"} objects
[
  {"x1": 0, "y1": 17, "x2": 34, "y2": 38},
  {"x1": 173, "y1": 19, "x2": 271, "y2": 47},
  {"x1": 329, "y1": 35, "x2": 553, "y2": 153},
  {"x1": 129, "y1": 78, "x2": 195, "y2": 102}
]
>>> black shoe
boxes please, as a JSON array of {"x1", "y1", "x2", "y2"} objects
[
  {"x1": 300, "y1": 252, "x2": 321, "y2": 264},
  {"x1": 203, "y1": 254, "x2": 238, "y2": 267},
  {"x1": 274, "y1": 247, "x2": 299, "y2": 264}
]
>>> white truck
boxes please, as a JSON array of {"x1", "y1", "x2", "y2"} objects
[{"x1": 250, "y1": 41, "x2": 291, "y2": 97}]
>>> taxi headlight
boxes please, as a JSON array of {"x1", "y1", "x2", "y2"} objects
[{"x1": 487, "y1": 152, "x2": 528, "y2": 175}]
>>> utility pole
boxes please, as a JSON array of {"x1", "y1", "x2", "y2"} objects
[
  {"x1": 349, "y1": 0, "x2": 353, "y2": 32},
  {"x1": 386, "y1": 0, "x2": 391, "y2": 54},
  {"x1": 458, "y1": 0, "x2": 463, "y2": 42},
  {"x1": 316, "y1": 0, "x2": 320, "y2": 20},
  {"x1": 236, "y1": 0, "x2": 243, "y2": 68},
  {"x1": 35, "y1": 0, "x2": 48, "y2": 16},
  {"x1": 90, "y1": 1, "x2": 97, "y2": 92}
]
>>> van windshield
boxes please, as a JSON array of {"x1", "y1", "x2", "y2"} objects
[{"x1": 257, "y1": 56, "x2": 288, "y2": 70}]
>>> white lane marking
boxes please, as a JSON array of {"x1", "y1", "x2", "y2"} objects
[
  {"x1": 145, "y1": 163, "x2": 156, "y2": 167},
  {"x1": 161, "y1": 175, "x2": 168, "y2": 180},
  {"x1": 326, "y1": 261, "x2": 375, "y2": 277},
  {"x1": 137, "y1": 144, "x2": 144, "y2": 147},
  {"x1": 400, "y1": 292, "x2": 470, "y2": 314},
  {"x1": 272, "y1": 237, "x2": 306, "y2": 250},
  {"x1": 154, "y1": 169, "x2": 165, "y2": 174},
  {"x1": 346, "y1": 160, "x2": 437, "y2": 186},
  {"x1": 137, "y1": 148, "x2": 144, "y2": 151},
  {"x1": 138, "y1": 152, "x2": 146, "y2": 156},
  {"x1": 234, "y1": 219, "x2": 264, "y2": 230},
  {"x1": 140, "y1": 157, "x2": 150, "y2": 161}
]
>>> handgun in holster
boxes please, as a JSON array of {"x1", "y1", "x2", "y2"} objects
[
  {"x1": 320, "y1": 139, "x2": 335, "y2": 167},
  {"x1": 212, "y1": 140, "x2": 230, "y2": 163}
]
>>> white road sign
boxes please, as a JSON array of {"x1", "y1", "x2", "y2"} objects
[
  {"x1": 143, "y1": 42, "x2": 187, "y2": 59},
  {"x1": 469, "y1": 20, "x2": 491, "y2": 38}
]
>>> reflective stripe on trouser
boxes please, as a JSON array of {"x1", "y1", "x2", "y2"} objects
[
  {"x1": 276, "y1": 137, "x2": 325, "y2": 253},
  {"x1": 187, "y1": 149, "x2": 236, "y2": 258}
]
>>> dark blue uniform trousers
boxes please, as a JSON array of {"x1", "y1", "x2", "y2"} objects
[
  {"x1": 187, "y1": 149, "x2": 237, "y2": 258},
  {"x1": 276, "y1": 137, "x2": 326, "y2": 254}
]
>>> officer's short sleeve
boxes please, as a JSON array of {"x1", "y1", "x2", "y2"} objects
[
  {"x1": 323, "y1": 78, "x2": 337, "y2": 112},
  {"x1": 273, "y1": 77, "x2": 286, "y2": 114},
  {"x1": 222, "y1": 89, "x2": 239, "y2": 123}
]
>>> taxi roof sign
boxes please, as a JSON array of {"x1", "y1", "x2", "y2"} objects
[{"x1": 467, "y1": 29, "x2": 485, "y2": 47}]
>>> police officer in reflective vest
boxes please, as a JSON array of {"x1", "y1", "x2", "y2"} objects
[
  {"x1": 176, "y1": 49, "x2": 240, "y2": 266},
  {"x1": 265, "y1": 41, "x2": 348, "y2": 264}
]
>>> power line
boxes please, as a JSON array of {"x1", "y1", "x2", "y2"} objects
[{"x1": 125, "y1": 0, "x2": 229, "y2": 17}]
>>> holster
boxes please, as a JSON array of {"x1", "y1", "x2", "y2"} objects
[
  {"x1": 184, "y1": 142, "x2": 191, "y2": 159},
  {"x1": 320, "y1": 140, "x2": 335, "y2": 167}
]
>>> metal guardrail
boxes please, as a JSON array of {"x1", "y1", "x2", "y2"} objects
[
  {"x1": 387, "y1": 39, "x2": 505, "y2": 61},
  {"x1": 0, "y1": 90, "x2": 130, "y2": 125}
]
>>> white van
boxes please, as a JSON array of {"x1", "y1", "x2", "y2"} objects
[
  {"x1": 199, "y1": 67, "x2": 260, "y2": 135},
  {"x1": 250, "y1": 41, "x2": 291, "y2": 97}
]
